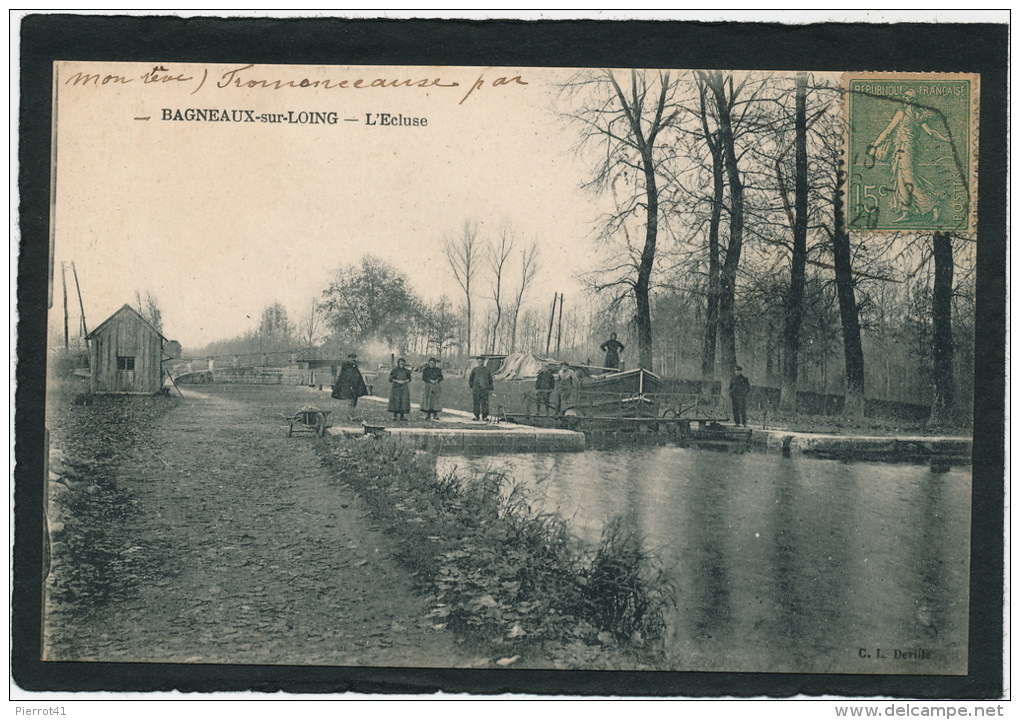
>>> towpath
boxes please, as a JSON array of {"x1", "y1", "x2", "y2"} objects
[{"x1": 44, "y1": 387, "x2": 477, "y2": 668}]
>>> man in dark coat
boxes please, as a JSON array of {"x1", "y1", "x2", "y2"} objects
[
  {"x1": 729, "y1": 365, "x2": 751, "y2": 427},
  {"x1": 468, "y1": 356, "x2": 494, "y2": 421},
  {"x1": 600, "y1": 333, "x2": 625, "y2": 370},
  {"x1": 332, "y1": 352, "x2": 369, "y2": 420},
  {"x1": 534, "y1": 364, "x2": 556, "y2": 415}
]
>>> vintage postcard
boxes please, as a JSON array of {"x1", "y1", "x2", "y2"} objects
[{"x1": 15, "y1": 18, "x2": 1005, "y2": 699}]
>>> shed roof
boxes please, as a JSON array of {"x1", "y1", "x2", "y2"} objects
[{"x1": 85, "y1": 304, "x2": 167, "y2": 341}]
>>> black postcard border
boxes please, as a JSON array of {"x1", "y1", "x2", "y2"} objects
[{"x1": 13, "y1": 14, "x2": 1007, "y2": 698}]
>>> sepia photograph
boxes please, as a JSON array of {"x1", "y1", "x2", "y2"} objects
[{"x1": 13, "y1": 14, "x2": 1006, "y2": 699}]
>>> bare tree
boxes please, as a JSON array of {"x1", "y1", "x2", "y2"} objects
[
  {"x1": 486, "y1": 223, "x2": 516, "y2": 353},
  {"x1": 778, "y1": 71, "x2": 809, "y2": 410},
  {"x1": 829, "y1": 172, "x2": 867, "y2": 415},
  {"x1": 257, "y1": 302, "x2": 294, "y2": 352},
  {"x1": 299, "y1": 298, "x2": 322, "y2": 351},
  {"x1": 135, "y1": 289, "x2": 164, "y2": 333},
  {"x1": 423, "y1": 296, "x2": 461, "y2": 358},
  {"x1": 508, "y1": 242, "x2": 539, "y2": 352},
  {"x1": 443, "y1": 220, "x2": 481, "y2": 358},
  {"x1": 930, "y1": 231, "x2": 955, "y2": 424},
  {"x1": 562, "y1": 68, "x2": 682, "y2": 370},
  {"x1": 823, "y1": 131, "x2": 868, "y2": 415},
  {"x1": 693, "y1": 75, "x2": 726, "y2": 383},
  {"x1": 700, "y1": 70, "x2": 751, "y2": 377}
]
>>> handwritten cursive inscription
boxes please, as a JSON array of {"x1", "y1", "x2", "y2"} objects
[
  {"x1": 216, "y1": 64, "x2": 459, "y2": 92},
  {"x1": 62, "y1": 63, "x2": 530, "y2": 104},
  {"x1": 458, "y1": 72, "x2": 528, "y2": 105}
]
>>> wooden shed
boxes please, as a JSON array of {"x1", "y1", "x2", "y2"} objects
[{"x1": 85, "y1": 304, "x2": 167, "y2": 394}]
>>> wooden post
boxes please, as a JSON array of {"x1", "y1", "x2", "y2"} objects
[
  {"x1": 60, "y1": 262, "x2": 69, "y2": 349},
  {"x1": 165, "y1": 367, "x2": 184, "y2": 397},
  {"x1": 555, "y1": 294, "x2": 564, "y2": 354},
  {"x1": 545, "y1": 293, "x2": 557, "y2": 354},
  {"x1": 71, "y1": 262, "x2": 88, "y2": 338}
]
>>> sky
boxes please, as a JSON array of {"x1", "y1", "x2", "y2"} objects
[
  {"x1": 49, "y1": 61, "x2": 606, "y2": 350},
  {"x1": 43, "y1": 53, "x2": 983, "y2": 354}
]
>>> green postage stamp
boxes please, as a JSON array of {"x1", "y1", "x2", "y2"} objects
[{"x1": 844, "y1": 72, "x2": 979, "y2": 234}]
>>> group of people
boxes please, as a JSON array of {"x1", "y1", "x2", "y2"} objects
[
  {"x1": 534, "y1": 362, "x2": 580, "y2": 416},
  {"x1": 329, "y1": 334, "x2": 753, "y2": 427},
  {"x1": 331, "y1": 353, "x2": 447, "y2": 422},
  {"x1": 393, "y1": 355, "x2": 496, "y2": 422}
]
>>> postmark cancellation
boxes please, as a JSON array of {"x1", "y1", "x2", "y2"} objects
[{"x1": 843, "y1": 72, "x2": 979, "y2": 234}]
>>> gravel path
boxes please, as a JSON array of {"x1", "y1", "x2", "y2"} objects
[{"x1": 44, "y1": 388, "x2": 477, "y2": 668}]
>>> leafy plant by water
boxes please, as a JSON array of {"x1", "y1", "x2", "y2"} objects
[
  {"x1": 582, "y1": 517, "x2": 676, "y2": 644},
  {"x1": 316, "y1": 438, "x2": 676, "y2": 660}
]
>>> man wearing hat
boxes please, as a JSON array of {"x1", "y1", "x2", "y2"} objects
[
  {"x1": 468, "y1": 356, "x2": 494, "y2": 421},
  {"x1": 332, "y1": 352, "x2": 369, "y2": 420},
  {"x1": 729, "y1": 365, "x2": 751, "y2": 428}
]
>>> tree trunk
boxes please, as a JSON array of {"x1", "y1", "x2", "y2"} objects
[
  {"x1": 465, "y1": 296, "x2": 472, "y2": 358},
  {"x1": 701, "y1": 142, "x2": 723, "y2": 382},
  {"x1": 832, "y1": 169, "x2": 866, "y2": 416},
  {"x1": 490, "y1": 302, "x2": 502, "y2": 354},
  {"x1": 635, "y1": 156, "x2": 658, "y2": 371},
  {"x1": 509, "y1": 307, "x2": 518, "y2": 353},
  {"x1": 709, "y1": 74, "x2": 744, "y2": 376},
  {"x1": 779, "y1": 73, "x2": 808, "y2": 412},
  {"x1": 930, "y1": 231, "x2": 955, "y2": 423}
]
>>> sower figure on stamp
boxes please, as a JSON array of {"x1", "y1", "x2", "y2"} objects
[
  {"x1": 600, "y1": 332, "x2": 625, "y2": 371},
  {"x1": 468, "y1": 356, "x2": 494, "y2": 421},
  {"x1": 534, "y1": 363, "x2": 556, "y2": 415},
  {"x1": 388, "y1": 357, "x2": 412, "y2": 421},
  {"x1": 420, "y1": 357, "x2": 444, "y2": 421},
  {"x1": 332, "y1": 352, "x2": 369, "y2": 421},
  {"x1": 729, "y1": 365, "x2": 751, "y2": 428},
  {"x1": 868, "y1": 88, "x2": 951, "y2": 223}
]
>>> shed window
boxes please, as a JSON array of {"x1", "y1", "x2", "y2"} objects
[{"x1": 117, "y1": 356, "x2": 135, "y2": 371}]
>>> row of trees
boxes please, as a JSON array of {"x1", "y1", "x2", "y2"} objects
[
  {"x1": 188, "y1": 69, "x2": 973, "y2": 422},
  {"x1": 560, "y1": 69, "x2": 974, "y2": 421},
  {"x1": 442, "y1": 220, "x2": 540, "y2": 357},
  {"x1": 191, "y1": 247, "x2": 596, "y2": 367}
]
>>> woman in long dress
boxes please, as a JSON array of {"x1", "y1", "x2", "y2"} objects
[
  {"x1": 388, "y1": 357, "x2": 412, "y2": 421},
  {"x1": 420, "y1": 357, "x2": 444, "y2": 420}
]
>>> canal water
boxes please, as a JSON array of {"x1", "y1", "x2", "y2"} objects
[{"x1": 437, "y1": 447, "x2": 971, "y2": 674}]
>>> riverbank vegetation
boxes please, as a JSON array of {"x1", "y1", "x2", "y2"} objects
[
  {"x1": 44, "y1": 385, "x2": 180, "y2": 626},
  {"x1": 316, "y1": 437, "x2": 676, "y2": 667}
]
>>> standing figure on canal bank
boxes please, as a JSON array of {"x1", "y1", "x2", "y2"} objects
[
  {"x1": 468, "y1": 356, "x2": 494, "y2": 421},
  {"x1": 388, "y1": 357, "x2": 412, "y2": 421},
  {"x1": 331, "y1": 352, "x2": 369, "y2": 421},
  {"x1": 535, "y1": 363, "x2": 556, "y2": 415},
  {"x1": 600, "y1": 332, "x2": 625, "y2": 371},
  {"x1": 729, "y1": 365, "x2": 751, "y2": 428},
  {"x1": 420, "y1": 357, "x2": 444, "y2": 420},
  {"x1": 555, "y1": 362, "x2": 579, "y2": 415}
]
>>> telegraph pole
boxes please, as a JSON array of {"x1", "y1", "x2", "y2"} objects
[
  {"x1": 60, "y1": 262, "x2": 69, "y2": 349},
  {"x1": 545, "y1": 293, "x2": 557, "y2": 354},
  {"x1": 555, "y1": 293, "x2": 564, "y2": 354},
  {"x1": 71, "y1": 262, "x2": 88, "y2": 338}
]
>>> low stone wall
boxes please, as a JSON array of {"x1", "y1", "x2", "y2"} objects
[
  {"x1": 750, "y1": 428, "x2": 972, "y2": 464},
  {"x1": 329, "y1": 425, "x2": 586, "y2": 454}
]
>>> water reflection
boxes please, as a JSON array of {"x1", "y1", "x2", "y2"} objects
[{"x1": 437, "y1": 447, "x2": 971, "y2": 674}]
